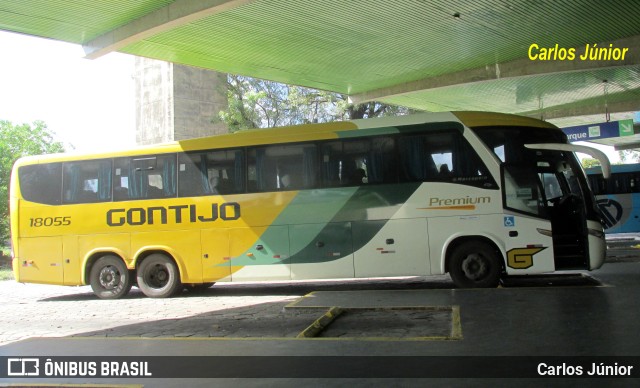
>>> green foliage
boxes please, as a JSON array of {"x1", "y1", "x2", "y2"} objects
[
  {"x1": 581, "y1": 158, "x2": 601, "y2": 169},
  {"x1": 0, "y1": 120, "x2": 64, "y2": 246},
  {"x1": 618, "y1": 150, "x2": 640, "y2": 163},
  {"x1": 216, "y1": 75, "x2": 413, "y2": 132},
  {"x1": 0, "y1": 246, "x2": 11, "y2": 281},
  {"x1": 0, "y1": 267, "x2": 13, "y2": 281}
]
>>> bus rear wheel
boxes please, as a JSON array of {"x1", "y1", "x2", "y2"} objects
[
  {"x1": 449, "y1": 241, "x2": 502, "y2": 288},
  {"x1": 136, "y1": 253, "x2": 182, "y2": 298},
  {"x1": 90, "y1": 255, "x2": 132, "y2": 299}
]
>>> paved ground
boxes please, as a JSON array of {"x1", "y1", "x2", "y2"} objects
[
  {"x1": 0, "y1": 244, "x2": 637, "y2": 345},
  {"x1": 0, "y1": 273, "x2": 453, "y2": 345},
  {"x1": 1, "y1": 246, "x2": 639, "y2": 386}
]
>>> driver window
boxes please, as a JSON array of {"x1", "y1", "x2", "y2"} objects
[
  {"x1": 540, "y1": 173, "x2": 562, "y2": 204},
  {"x1": 562, "y1": 170, "x2": 583, "y2": 196},
  {"x1": 503, "y1": 164, "x2": 545, "y2": 216}
]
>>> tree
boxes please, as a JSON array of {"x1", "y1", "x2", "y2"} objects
[
  {"x1": 581, "y1": 158, "x2": 601, "y2": 169},
  {"x1": 0, "y1": 120, "x2": 64, "y2": 246},
  {"x1": 619, "y1": 150, "x2": 640, "y2": 163},
  {"x1": 216, "y1": 75, "x2": 413, "y2": 132}
]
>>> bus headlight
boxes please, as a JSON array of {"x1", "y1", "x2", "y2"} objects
[{"x1": 536, "y1": 228, "x2": 553, "y2": 237}]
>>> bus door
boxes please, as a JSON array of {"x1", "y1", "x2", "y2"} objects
[
  {"x1": 539, "y1": 166, "x2": 589, "y2": 269},
  {"x1": 525, "y1": 143, "x2": 609, "y2": 271}
]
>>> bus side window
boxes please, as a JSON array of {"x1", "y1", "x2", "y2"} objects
[
  {"x1": 208, "y1": 149, "x2": 245, "y2": 194},
  {"x1": 320, "y1": 136, "x2": 396, "y2": 187},
  {"x1": 588, "y1": 175, "x2": 604, "y2": 195},
  {"x1": 113, "y1": 159, "x2": 129, "y2": 201},
  {"x1": 248, "y1": 148, "x2": 276, "y2": 191},
  {"x1": 248, "y1": 144, "x2": 317, "y2": 192},
  {"x1": 632, "y1": 173, "x2": 640, "y2": 192},
  {"x1": 321, "y1": 142, "x2": 343, "y2": 187},
  {"x1": 114, "y1": 155, "x2": 176, "y2": 200},
  {"x1": 146, "y1": 155, "x2": 176, "y2": 199},
  {"x1": 178, "y1": 153, "x2": 207, "y2": 197},
  {"x1": 368, "y1": 136, "x2": 396, "y2": 184},
  {"x1": 18, "y1": 163, "x2": 62, "y2": 205},
  {"x1": 398, "y1": 135, "x2": 438, "y2": 182},
  {"x1": 613, "y1": 175, "x2": 626, "y2": 194},
  {"x1": 63, "y1": 160, "x2": 112, "y2": 204},
  {"x1": 179, "y1": 149, "x2": 245, "y2": 197},
  {"x1": 599, "y1": 177, "x2": 607, "y2": 194},
  {"x1": 398, "y1": 128, "x2": 494, "y2": 188},
  {"x1": 341, "y1": 140, "x2": 369, "y2": 186}
]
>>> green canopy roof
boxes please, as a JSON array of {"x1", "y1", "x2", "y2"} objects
[{"x1": 1, "y1": 0, "x2": 639, "y2": 128}]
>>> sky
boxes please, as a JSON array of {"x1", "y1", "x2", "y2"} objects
[{"x1": 0, "y1": 31, "x2": 135, "y2": 152}]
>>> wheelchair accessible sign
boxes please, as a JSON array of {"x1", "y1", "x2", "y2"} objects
[{"x1": 504, "y1": 216, "x2": 515, "y2": 227}]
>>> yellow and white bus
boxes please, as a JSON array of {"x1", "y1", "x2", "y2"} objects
[{"x1": 10, "y1": 111, "x2": 610, "y2": 299}]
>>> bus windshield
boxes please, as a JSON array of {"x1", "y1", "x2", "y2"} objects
[{"x1": 473, "y1": 126, "x2": 599, "y2": 221}]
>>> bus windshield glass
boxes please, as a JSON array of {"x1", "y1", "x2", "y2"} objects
[{"x1": 473, "y1": 126, "x2": 598, "y2": 220}]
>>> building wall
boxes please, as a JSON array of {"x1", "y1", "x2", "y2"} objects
[
  {"x1": 173, "y1": 64, "x2": 229, "y2": 140},
  {"x1": 134, "y1": 57, "x2": 228, "y2": 145}
]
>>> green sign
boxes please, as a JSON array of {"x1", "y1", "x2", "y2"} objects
[{"x1": 619, "y1": 119, "x2": 634, "y2": 136}]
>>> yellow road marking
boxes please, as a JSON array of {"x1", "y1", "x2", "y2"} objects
[{"x1": 296, "y1": 306, "x2": 343, "y2": 338}]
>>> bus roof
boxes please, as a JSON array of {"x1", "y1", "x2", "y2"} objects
[
  {"x1": 14, "y1": 111, "x2": 559, "y2": 165},
  {"x1": 453, "y1": 111, "x2": 557, "y2": 129}
]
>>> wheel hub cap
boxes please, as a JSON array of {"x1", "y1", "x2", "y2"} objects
[
  {"x1": 99, "y1": 267, "x2": 119, "y2": 289},
  {"x1": 461, "y1": 254, "x2": 487, "y2": 280}
]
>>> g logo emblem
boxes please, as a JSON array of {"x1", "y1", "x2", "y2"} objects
[{"x1": 507, "y1": 247, "x2": 545, "y2": 269}]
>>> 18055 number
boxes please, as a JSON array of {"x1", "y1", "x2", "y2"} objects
[{"x1": 29, "y1": 217, "x2": 71, "y2": 227}]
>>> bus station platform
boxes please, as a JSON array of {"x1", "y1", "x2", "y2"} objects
[
  {"x1": 607, "y1": 232, "x2": 640, "y2": 248},
  {"x1": 2, "y1": 256, "x2": 640, "y2": 385}
]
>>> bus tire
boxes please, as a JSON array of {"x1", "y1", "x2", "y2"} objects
[
  {"x1": 136, "y1": 253, "x2": 182, "y2": 298},
  {"x1": 89, "y1": 255, "x2": 132, "y2": 299},
  {"x1": 449, "y1": 241, "x2": 501, "y2": 288}
]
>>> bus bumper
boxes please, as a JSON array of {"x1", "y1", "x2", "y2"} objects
[
  {"x1": 12, "y1": 257, "x2": 21, "y2": 282},
  {"x1": 587, "y1": 221, "x2": 606, "y2": 270}
]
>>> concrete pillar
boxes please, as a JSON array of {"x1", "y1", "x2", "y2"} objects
[{"x1": 134, "y1": 57, "x2": 228, "y2": 145}]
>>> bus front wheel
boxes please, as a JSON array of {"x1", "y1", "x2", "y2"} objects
[
  {"x1": 89, "y1": 255, "x2": 133, "y2": 299},
  {"x1": 449, "y1": 241, "x2": 501, "y2": 288},
  {"x1": 136, "y1": 254, "x2": 182, "y2": 298}
]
